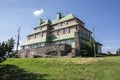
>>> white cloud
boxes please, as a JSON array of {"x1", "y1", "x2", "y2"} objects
[{"x1": 33, "y1": 9, "x2": 44, "y2": 16}]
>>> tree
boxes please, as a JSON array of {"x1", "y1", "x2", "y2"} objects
[
  {"x1": 81, "y1": 38, "x2": 94, "y2": 56},
  {"x1": 0, "y1": 38, "x2": 15, "y2": 63},
  {"x1": 80, "y1": 38, "x2": 99, "y2": 57},
  {"x1": 116, "y1": 48, "x2": 120, "y2": 55}
]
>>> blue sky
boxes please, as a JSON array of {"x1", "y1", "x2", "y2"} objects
[{"x1": 0, "y1": 0, "x2": 120, "y2": 53}]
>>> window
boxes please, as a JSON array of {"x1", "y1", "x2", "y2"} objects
[
  {"x1": 40, "y1": 32, "x2": 43, "y2": 37},
  {"x1": 22, "y1": 46, "x2": 25, "y2": 49},
  {"x1": 71, "y1": 39, "x2": 75, "y2": 43},
  {"x1": 65, "y1": 28, "x2": 70, "y2": 33},
  {"x1": 56, "y1": 42, "x2": 59, "y2": 44},
  {"x1": 30, "y1": 44, "x2": 34, "y2": 48},
  {"x1": 57, "y1": 23, "x2": 61, "y2": 27},
  {"x1": 60, "y1": 40, "x2": 66, "y2": 44},
  {"x1": 76, "y1": 26, "x2": 78, "y2": 30},
  {"x1": 24, "y1": 45, "x2": 28, "y2": 49},
  {"x1": 40, "y1": 27, "x2": 42, "y2": 30},
  {"x1": 66, "y1": 40, "x2": 72, "y2": 45},
  {"x1": 66, "y1": 39, "x2": 74, "y2": 45},
  {"x1": 42, "y1": 26, "x2": 47, "y2": 30},
  {"x1": 70, "y1": 27, "x2": 76, "y2": 32},
  {"x1": 43, "y1": 32, "x2": 46, "y2": 36},
  {"x1": 34, "y1": 44, "x2": 38, "y2": 48},
  {"x1": 34, "y1": 27, "x2": 40, "y2": 31},
  {"x1": 53, "y1": 31, "x2": 58, "y2": 36},
  {"x1": 34, "y1": 35, "x2": 36, "y2": 39},
  {"x1": 41, "y1": 43, "x2": 45, "y2": 46},
  {"x1": 38, "y1": 43, "x2": 41, "y2": 48},
  {"x1": 62, "y1": 21, "x2": 67, "y2": 26},
  {"x1": 53, "y1": 41, "x2": 59, "y2": 45},
  {"x1": 59, "y1": 29, "x2": 64, "y2": 34},
  {"x1": 27, "y1": 36, "x2": 31, "y2": 40}
]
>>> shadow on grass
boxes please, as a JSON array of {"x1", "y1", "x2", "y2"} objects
[{"x1": 0, "y1": 64, "x2": 49, "y2": 80}]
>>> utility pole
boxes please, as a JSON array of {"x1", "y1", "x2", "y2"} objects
[
  {"x1": 16, "y1": 27, "x2": 20, "y2": 54},
  {"x1": 93, "y1": 27, "x2": 96, "y2": 58}
]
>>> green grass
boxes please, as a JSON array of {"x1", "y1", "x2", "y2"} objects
[{"x1": 1, "y1": 57, "x2": 120, "y2": 80}]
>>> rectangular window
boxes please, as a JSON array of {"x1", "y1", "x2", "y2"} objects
[
  {"x1": 66, "y1": 40, "x2": 72, "y2": 45},
  {"x1": 35, "y1": 33, "x2": 40, "y2": 38},
  {"x1": 43, "y1": 32, "x2": 46, "y2": 36},
  {"x1": 70, "y1": 27, "x2": 76, "y2": 32},
  {"x1": 71, "y1": 39, "x2": 75, "y2": 43},
  {"x1": 40, "y1": 32, "x2": 43, "y2": 37},
  {"x1": 24, "y1": 45, "x2": 28, "y2": 49},
  {"x1": 53, "y1": 31, "x2": 58, "y2": 36},
  {"x1": 40, "y1": 27, "x2": 42, "y2": 30},
  {"x1": 22, "y1": 46, "x2": 25, "y2": 49},
  {"x1": 34, "y1": 44, "x2": 38, "y2": 48},
  {"x1": 27, "y1": 36, "x2": 31, "y2": 40},
  {"x1": 42, "y1": 26, "x2": 47, "y2": 30},
  {"x1": 60, "y1": 40, "x2": 66, "y2": 44},
  {"x1": 53, "y1": 41, "x2": 59, "y2": 45},
  {"x1": 65, "y1": 28, "x2": 70, "y2": 33},
  {"x1": 57, "y1": 23, "x2": 61, "y2": 27},
  {"x1": 62, "y1": 21, "x2": 67, "y2": 26},
  {"x1": 59, "y1": 29, "x2": 64, "y2": 34},
  {"x1": 31, "y1": 35, "x2": 35, "y2": 39},
  {"x1": 31, "y1": 44, "x2": 34, "y2": 48},
  {"x1": 34, "y1": 35, "x2": 36, "y2": 39},
  {"x1": 41, "y1": 43, "x2": 45, "y2": 47},
  {"x1": 76, "y1": 25, "x2": 79, "y2": 30},
  {"x1": 38, "y1": 43, "x2": 41, "y2": 48}
]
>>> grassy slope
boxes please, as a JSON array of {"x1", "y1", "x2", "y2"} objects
[{"x1": 1, "y1": 57, "x2": 120, "y2": 80}]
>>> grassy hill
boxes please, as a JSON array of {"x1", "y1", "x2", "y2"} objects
[{"x1": 1, "y1": 57, "x2": 120, "y2": 80}]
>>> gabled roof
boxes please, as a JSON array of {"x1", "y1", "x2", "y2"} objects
[{"x1": 52, "y1": 14, "x2": 76, "y2": 25}]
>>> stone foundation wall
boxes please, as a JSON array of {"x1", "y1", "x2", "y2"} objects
[{"x1": 18, "y1": 44, "x2": 72, "y2": 58}]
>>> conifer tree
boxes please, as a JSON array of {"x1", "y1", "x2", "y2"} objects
[{"x1": 0, "y1": 38, "x2": 15, "y2": 63}]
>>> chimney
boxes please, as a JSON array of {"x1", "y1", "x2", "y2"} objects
[
  {"x1": 39, "y1": 18, "x2": 43, "y2": 25},
  {"x1": 56, "y1": 12, "x2": 61, "y2": 20}
]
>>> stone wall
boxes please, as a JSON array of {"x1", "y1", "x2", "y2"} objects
[{"x1": 18, "y1": 44, "x2": 72, "y2": 58}]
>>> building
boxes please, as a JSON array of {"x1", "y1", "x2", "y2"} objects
[{"x1": 20, "y1": 13, "x2": 100, "y2": 57}]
